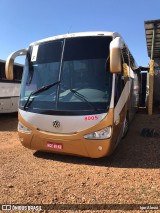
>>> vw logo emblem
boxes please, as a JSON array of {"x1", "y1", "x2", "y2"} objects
[{"x1": 53, "y1": 120, "x2": 60, "y2": 128}]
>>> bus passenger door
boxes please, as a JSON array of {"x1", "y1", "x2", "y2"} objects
[{"x1": 112, "y1": 72, "x2": 126, "y2": 148}]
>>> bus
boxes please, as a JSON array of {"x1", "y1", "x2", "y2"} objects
[
  {"x1": 5, "y1": 32, "x2": 140, "y2": 158},
  {"x1": 0, "y1": 59, "x2": 23, "y2": 113}
]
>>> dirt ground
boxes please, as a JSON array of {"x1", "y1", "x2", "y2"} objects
[{"x1": 0, "y1": 111, "x2": 160, "y2": 213}]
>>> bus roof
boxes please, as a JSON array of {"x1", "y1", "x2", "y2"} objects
[{"x1": 30, "y1": 31, "x2": 121, "y2": 46}]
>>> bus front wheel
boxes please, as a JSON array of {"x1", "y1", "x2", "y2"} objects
[{"x1": 122, "y1": 114, "x2": 129, "y2": 138}]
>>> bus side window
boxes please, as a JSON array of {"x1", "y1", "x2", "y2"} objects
[
  {"x1": 0, "y1": 62, "x2": 6, "y2": 81},
  {"x1": 0, "y1": 63, "x2": 2, "y2": 80},
  {"x1": 14, "y1": 65, "x2": 23, "y2": 82},
  {"x1": 114, "y1": 72, "x2": 124, "y2": 106}
]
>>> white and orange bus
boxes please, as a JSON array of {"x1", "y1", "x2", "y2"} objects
[{"x1": 5, "y1": 32, "x2": 140, "y2": 158}]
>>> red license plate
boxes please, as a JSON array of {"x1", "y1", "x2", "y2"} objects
[{"x1": 47, "y1": 142, "x2": 63, "y2": 150}]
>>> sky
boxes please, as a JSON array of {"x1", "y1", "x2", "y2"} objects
[{"x1": 0, "y1": 0, "x2": 160, "y2": 66}]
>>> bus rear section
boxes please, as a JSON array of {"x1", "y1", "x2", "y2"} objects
[
  {"x1": 5, "y1": 32, "x2": 140, "y2": 158},
  {"x1": 0, "y1": 60, "x2": 23, "y2": 113}
]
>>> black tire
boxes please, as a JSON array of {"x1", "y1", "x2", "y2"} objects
[{"x1": 122, "y1": 114, "x2": 129, "y2": 138}]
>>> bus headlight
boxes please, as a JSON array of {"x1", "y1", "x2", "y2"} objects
[
  {"x1": 84, "y1": 126, "x2": 112, "y2": 140},
  {"x1": 18, "y1": 122, "x2": 32, "y2": 133}
]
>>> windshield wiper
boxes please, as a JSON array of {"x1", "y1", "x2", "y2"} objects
[
  {"x1": 24, "y1": 81, "x2": 61, "y2": 110},
  {"x1": 72, "y1": 89, "x2": 100, "y2": 113},
  {"x1": 60, "y1": 83, "x2": 100, "y2": 113}
]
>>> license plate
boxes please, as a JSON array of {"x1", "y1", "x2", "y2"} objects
[{"x1": 47, "y1": 142, "x2": 63, "y2": 150}]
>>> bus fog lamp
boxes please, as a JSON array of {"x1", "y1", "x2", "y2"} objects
[
  {"x1": 84, "y1": 126, "x2": 112, "y2": 140},
  {"x1": 98, "y1": 146, "x2": 102, "y2": 151},
  {"x1": 18, "y1": 122, "x2": 32, "y2": 133}
]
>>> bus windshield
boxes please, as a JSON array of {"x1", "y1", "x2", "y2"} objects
[{"x1": 20, "y1": 36, "x2": 113, "y2": 115}]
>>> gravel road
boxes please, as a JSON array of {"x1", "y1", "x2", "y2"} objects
[{"x1": 0, "y1": 112, "x2": 160, "y2": 213}]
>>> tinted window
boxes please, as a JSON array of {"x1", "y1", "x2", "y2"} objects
[
  {"x1": 14, "y1": 65, "x2": 23, "y2": 82},
  {"x1": 64, "y1": 37, "x2": 111, "y2": 60},
  {"x1": 0, "y1": 61, "x2": 23, "y2": 83},
  {"x1": 0, "y1": 62, "x2": 5, "y2": 80},
  {"x1": 20, "y1": 36, "x2": 113, "y2": 115},
  {"x1": 34, "y1": 40, "x2": 63, "y2": 64}
]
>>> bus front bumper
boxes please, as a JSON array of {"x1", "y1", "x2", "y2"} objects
[{"x1": 18, "y1": 129, "x2": 113, "y2": 158}]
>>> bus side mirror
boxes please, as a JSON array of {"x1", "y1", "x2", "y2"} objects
[
  {"x1": 110, "y1": 37, "x2": 124, "y2": 73},
  {"x1": 5, "y1": 49, "x2": 27, "y2": 80}
]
